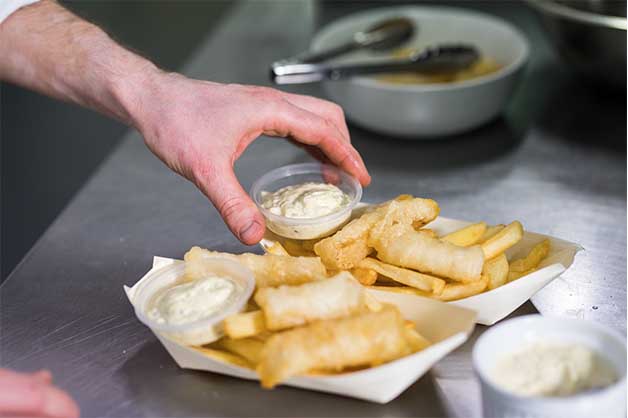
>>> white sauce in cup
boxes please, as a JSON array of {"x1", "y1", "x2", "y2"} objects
[
  {"x1": 148, "y1": 276, "x2": 236, "y2": 326},
  {"x1": 260, "y1": 182, "x2": 350, "y2": 219},
  {"x1": 491, "y1": 342, "x2": 617, "y2": 397}
]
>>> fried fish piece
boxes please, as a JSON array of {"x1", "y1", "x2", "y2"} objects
[
  {"x1": 369, "y1": 223, "x2": 484, "y2": 282},
  {"x1": 184, "y1": 246, "x2": 326, "y2": 288},
  {"x1": 254, "y1": 272, "x2": 367, "y2": 331},
  {"x1": 313, "y1": 196, "x2": 440, "y2": 270},
  {"x1": 257, "y1": 305, "x2": 413, "y2": 388}
]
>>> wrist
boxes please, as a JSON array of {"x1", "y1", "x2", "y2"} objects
[{"x1": 106, "y1": 53, "x2": 163, "y2": 128}]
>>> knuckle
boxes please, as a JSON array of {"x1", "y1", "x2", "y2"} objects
[
  {"x1": 331, "y1": 103, "x2": 345, "y2": 118},
  {"x1": 192, "y1": 161, "x2": 218, "y2": 189},
  {"x1": 336, "y1": 147, "x2": 353, "y2": 165},
  {"x1": 322, "y1": 117, "x2": 337, "y2": 134},
  {"x1": 250, "y1": 86, "x2": 281, "y2": 101},
  {"x1": 217, "y1": 196, "x2": 245, "y2": 221}
]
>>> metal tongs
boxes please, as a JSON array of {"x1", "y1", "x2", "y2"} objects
[
  {"x1": 271, "y1": 45, "x2": 480, "y2": 84},
  {"x1": 270, "y1": 16, "x2": 479, "y2": 85}
]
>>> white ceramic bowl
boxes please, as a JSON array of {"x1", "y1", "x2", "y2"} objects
[
  {"x1": 250, "y1": 163, "x2": 362, "y2": 239},
  {"x1": 473, "y1": 315, "x2": 627, "y2": 418},
  {"x1": 310, "y1": 6, "x2": 529, "y2": 138}
]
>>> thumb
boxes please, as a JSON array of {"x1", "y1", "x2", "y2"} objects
[{"x1": 197, "y1": 162, "x2": 265, "y2": 245}]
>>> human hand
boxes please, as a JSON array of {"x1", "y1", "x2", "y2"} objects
[
  {"x1": 132, "y1": 72, "x2": 370, "y2": 244},
  {"x1": 0, "y1": 368, "x2": 79, "y2": 418}
]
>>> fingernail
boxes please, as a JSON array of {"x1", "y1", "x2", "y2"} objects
[{"x1": 240, "y1": 220, "x2": 263, "y2": 244}]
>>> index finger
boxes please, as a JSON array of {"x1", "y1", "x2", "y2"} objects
[
  {"x1": 280, "y1": 92, "x2": 351, "y2": 143},
  {"x1": 263, "y1": 100, "x2": 371, "y2": 186}
]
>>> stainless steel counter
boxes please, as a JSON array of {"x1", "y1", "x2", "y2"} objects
[{"x1": 1, "y1": 1, "x2": 625, "y2": 417}]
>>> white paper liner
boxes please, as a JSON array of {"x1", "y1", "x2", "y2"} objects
[
  {"x1": 125, "y1": 256, "x2": 476, "y2": 403},
  {"x1": 260, "y1": 212, "x2": 582, "y2": 326}
]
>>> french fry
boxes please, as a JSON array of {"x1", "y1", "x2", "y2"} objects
[
  {"x1": 478, "y1": 224, "x2": 505, "y2": 244},
  {"x1": 265, "y1": 241, "x2": 289, "y2": 256},
  {"x1": 404, "y1": 327, "x2": 431, "y2": 352},
  {"x1": 508, "y1": 268, "x2": 535, "y2": 282},
  {"x1": 418, "y1": 228, "x2": 437, "y2": 238},
  {"x1": 365, "y1": 285, "x2": 429, "y2": 297},
  {"x1": 193, "y1": 346, "x2": 252, "y2": 368},
  {"x1": 484, "y1": 253, "x2": 509, "y2": 290},
  {"x1": 481, "y1": 221, "x2": 523, "y2": 260},
  {"x1": 510, "y1": 239, "x2": 550, "y2": 273},
  {"x1": 350, "y1": 267, "x2": 378, "y2": 285},
  {"x1": 215, "y1": 337, "x2": 265, "y2": 365},
  {"x1": 441, "y1": 222, "x2": 487, "y2": 247},
  {"x1": 364, "y1": 293, "x2": 383, "y2": 312},
  {"x1": 436, "y1": 274, "x2": 489, "y2": 301},
  {"x1": 251, "y1": 332, "x2": 272, "y2": 342},
  {"x1": 282, "y1": 239, "x2": 316, "y2": 257},
  {"x1": 358, "y1": 257, "x2": 446, "y2": 294},
  {"x1": 224, "y1": 310, "x2": 267, "y2": 339}
]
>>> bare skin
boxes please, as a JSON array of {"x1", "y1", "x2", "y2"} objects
[
  {"x1": 0, "y1": 369, "x2": 79, "y2": 418},
  {"x1": 0, "y1": 0, "x2": 370, "y2": 416}
]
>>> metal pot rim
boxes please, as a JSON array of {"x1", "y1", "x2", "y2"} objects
[{"x1": 527, "y1": 0, "x2": 627, "y2": 31}]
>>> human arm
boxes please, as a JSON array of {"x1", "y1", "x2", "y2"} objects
[{"x1": 0, "y1": 0, "x2": 370, "y2": 244}]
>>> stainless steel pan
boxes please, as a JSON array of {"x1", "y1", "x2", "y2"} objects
[{"x1": 528, "y1": 0, "x2": 626, "y2": 85}]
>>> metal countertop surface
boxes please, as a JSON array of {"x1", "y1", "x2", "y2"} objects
[{"x1": 1, "y1": 1, "x2": 625, "y2": 417}]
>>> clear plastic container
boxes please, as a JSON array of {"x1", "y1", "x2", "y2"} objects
[
  {"x1": 133, "y1": 258, "x2": 254, "y2": 346},
  {"x1": 473, "y1": 315, "x2": 627, "y2": 418},
  {"x1": 250, "y1": 163, "x2": 362, "y2": 239}
]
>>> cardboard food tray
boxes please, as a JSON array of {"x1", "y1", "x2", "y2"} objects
[
  {"x1": 125, "y1": 256, "x2": 476, "y2": 403},
  {"x1": 260, "y1": 209, "x2": 582, "y2": 326}
]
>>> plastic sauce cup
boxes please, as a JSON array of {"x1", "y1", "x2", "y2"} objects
[
  {"x1": 250, "y1": 163, "x2": 362, "y2": 240},
  {"x1": 133, "y1": 258, "x2": 255, "y2": 346}
]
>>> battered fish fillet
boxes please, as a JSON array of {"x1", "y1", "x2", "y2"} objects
[
  {"x1": 254, "y1": 272, "x2": 367, "y2": 330},
  {"x1": 257, "y1": 306, "x2": 413, "y2": 388},
  {"x1": 369, "y1": 224, "x2": 484, "y2": 282},
  {"x1": 313, "y1": 196, "x2": 440, "y2": 270},
  {"x1": 184, "y1": 246, "x2": 327, "y2": 288}
]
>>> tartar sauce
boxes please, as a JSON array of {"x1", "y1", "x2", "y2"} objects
[
  {"x1": 148, "y1": 276, "x2": 236, "y2": 326},
  {"x1": 261, "y1": 182, "x2": 350, "y2": 219},
  {"x1": 491, "y1": 342, "x2": 617, "y2": 397}
]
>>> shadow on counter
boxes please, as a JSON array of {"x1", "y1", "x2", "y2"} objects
[
  {"x1": 117, "y1": 340, "x2": 446, "y2": 417},
  {"x1": 535, "y1": 78, "x2": 627, "y2": 153},
  {"x1": 348, "y1": 115, "x2": 524, "y2": 174}
]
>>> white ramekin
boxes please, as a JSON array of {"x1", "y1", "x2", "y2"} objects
[{"x1": 473, "y1": 314, "x2": 627, "y2": 418}]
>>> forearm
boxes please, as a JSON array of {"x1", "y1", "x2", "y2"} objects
[
  {"x1": 0, "y1": 0, "x2": 370, "y2": 246},
  {"x1": 0, "y1": 0, "x2": 158, "y2": 125}
]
